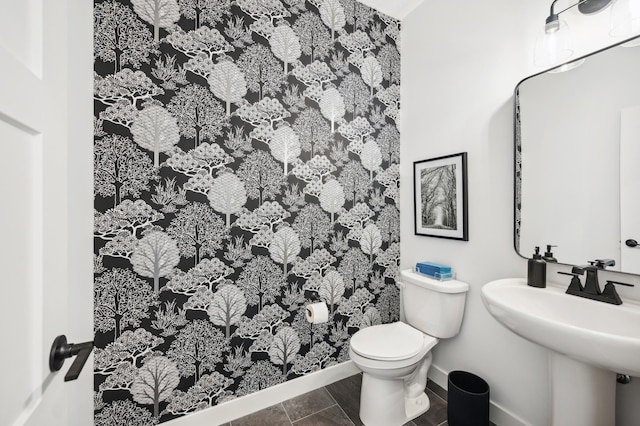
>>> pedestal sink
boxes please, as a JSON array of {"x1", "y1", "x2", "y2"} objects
[{"x1": 481, "y1": 278, "x2": 640, "y2": 426}]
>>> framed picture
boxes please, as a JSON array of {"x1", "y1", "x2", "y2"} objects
[{"x1": 414, "y1": 152, "x2": 468, "y2": 240}]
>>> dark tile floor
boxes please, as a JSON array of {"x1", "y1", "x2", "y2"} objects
[{"x1": 225, "y1": 373, "x2": 449, "y2": 426}]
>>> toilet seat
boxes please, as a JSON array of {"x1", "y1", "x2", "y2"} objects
[{"x1": 350, "y1": 322, "x2": 437, "y2": 361}]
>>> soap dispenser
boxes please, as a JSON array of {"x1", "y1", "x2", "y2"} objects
[
  {"x1": 527, "y1": 246, "x2": 546, "y2": 288},
  {"x1": 542, "y1": 245, "x2": 557, "y2": 262}
]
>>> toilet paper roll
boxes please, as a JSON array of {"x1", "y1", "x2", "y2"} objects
[{"x1": 305, "y1": 302, "x2": 329, "y2": 324}]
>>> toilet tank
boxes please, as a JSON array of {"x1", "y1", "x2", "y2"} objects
[{"x1": 400, "y1": 269, "x2": 469, "y2": 339}]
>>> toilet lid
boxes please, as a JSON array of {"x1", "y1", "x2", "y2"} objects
[{"x1": 350, "y1": 322, "x2": 433, "y2": 361}]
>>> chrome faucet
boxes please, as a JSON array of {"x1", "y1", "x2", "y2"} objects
[{"x1": 558, "y1": 259, "x2": 634, "y2": 305}]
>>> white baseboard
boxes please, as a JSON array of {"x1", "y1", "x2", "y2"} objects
[
  {"x1": 428, "y1": 365, "x2": 531, "y2": 426},
  {"x1": 164, "y1": 361, "x2": 361, "y2": 426}
]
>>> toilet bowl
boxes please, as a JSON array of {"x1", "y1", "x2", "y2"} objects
[
  {"x1": 349, "y1": 270, "x2": 469, "y2": 426},
  {"x1": 349, "y1": 322, "x2": 438, "y2": 426}
]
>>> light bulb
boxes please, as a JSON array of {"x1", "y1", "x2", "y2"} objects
[{"x1": 534, "y1": 18, "x2": 574, "y2": 68}]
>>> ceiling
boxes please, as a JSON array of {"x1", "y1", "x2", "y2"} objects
[{"x1": 358, "y1": 0, "x2": 425, "y2": 20}]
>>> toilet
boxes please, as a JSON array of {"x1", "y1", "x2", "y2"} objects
[{"x1": 348, "y1": 269, "x2": 469, "y2": 426}]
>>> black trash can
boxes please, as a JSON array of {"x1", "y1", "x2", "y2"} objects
[{"x1": 447, "y1": 370, "x2": 490, "y2": 426}]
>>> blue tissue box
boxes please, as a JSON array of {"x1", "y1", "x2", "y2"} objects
[{"x1": 416, "y1": 262, "x2": 452, "y2": 277}]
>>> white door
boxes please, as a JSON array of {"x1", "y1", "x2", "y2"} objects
[
  {"x1": 620, "y1": 105, "x2": 640, "y2": 274},
  {"x1": 0, "y1": 1, "x2": 93, "y2": 426}
]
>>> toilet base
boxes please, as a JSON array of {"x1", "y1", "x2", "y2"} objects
[
  {"x1": 358, "y1": 354, "x2": 433, "y2": 426},
  {"x1": 405, "y1": 392, "x2": 431, "y2": 421},
  {"x1": 360, "y1": 373, "x2": 431, "y2": 426}
]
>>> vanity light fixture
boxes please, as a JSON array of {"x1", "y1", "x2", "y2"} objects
[{"x1": 534, "y1": 0, "x2": 613, "y2": 69}]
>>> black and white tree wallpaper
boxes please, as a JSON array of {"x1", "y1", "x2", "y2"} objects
[{"x1": 93, "y1": 0, "x2": 401, "y2": 423}]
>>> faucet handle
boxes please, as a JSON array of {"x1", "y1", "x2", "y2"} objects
[
  {"x1": 606, "y1": 280, "x2": 635, "y2": 288},
  {"x1": 558, "y1": 271, "x2": 583, "y2": 293},
  {"x1": 601, "y1": 282, "x2": 624, "y2": 305}
]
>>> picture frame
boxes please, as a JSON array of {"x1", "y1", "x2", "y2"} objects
[{"x1": 414, "y1": 152, "x2": 468, "y2": 240}]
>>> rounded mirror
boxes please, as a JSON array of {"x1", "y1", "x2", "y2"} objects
[{"x1": 515, "y1": 35, "x2": 640, "y2": 273}]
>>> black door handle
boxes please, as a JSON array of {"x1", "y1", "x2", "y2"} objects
[
  {"x1": 625, "y1": 239, "x2": 639, "y2": 248},
  {"x1": 49, "y1": 335, "x2": 94, "y2": 382}
]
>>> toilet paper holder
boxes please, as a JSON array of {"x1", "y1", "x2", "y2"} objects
[{"x1": 305, "y1": 292, "x2": 329, "y2": 324}]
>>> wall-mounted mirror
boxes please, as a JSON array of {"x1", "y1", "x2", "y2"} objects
[{"x1": 515, "y1": 35, "x2": 640, "y2": 274}]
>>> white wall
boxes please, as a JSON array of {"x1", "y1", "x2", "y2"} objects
[{"x1": 401, "y1": 1, "x2": 640, "y2": 425}]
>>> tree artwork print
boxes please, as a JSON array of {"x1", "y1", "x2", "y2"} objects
[
  {"x1": 420, "y1": 165, "x2": 458, "y2": 230},
  {"x1": 93, "y1": 0, "x2": 401, "y2": 423}
]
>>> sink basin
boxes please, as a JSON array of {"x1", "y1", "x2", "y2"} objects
[
  {"x1": 482, "y1": 278, "x2": 640, "y2": 426},
  {"x1": 481, "y1": 278, "x2": 640, "y2": 376}
]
